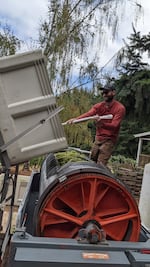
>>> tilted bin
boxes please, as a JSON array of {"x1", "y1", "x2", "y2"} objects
[{"x1": 0, "y1": 50, "x2": 68, "y2": 166}]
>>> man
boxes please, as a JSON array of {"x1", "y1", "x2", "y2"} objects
[{"x1": 67, "y1": 83, "x2": 126, "y2": 166}]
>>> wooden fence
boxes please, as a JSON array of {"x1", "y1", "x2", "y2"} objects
[{"x1": 115, "y1": 167, "x2": 143, "y2": 202}]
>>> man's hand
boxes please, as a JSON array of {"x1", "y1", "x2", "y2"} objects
[
  {"x1": 65, "y1": 118, "x2": 76, "y2": 124},
  {"x1": 94, "y1": 115, "x2": 101, "y2": 121},
  {"x1": 94, "y1": 115, "x2": 103, "y2": 128}
]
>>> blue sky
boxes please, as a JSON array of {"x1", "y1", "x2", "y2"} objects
[{"x1": 0, "y1": 0, "x2": 150, "y2": 72}]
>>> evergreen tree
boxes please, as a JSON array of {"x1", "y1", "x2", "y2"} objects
[
  {"x1": 115, "y1": 28, "x2": 150, "y2": 125},
  {"x1": 116, "y1": 26, "x2": 150, "y2": 74}
]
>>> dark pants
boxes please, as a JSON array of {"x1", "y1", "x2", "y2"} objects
[{"x1": 90, "y1": 139, "x2": 114, "y2": 166}]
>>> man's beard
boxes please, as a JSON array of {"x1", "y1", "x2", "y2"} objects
[{"x1": 105, "y1": 96, "x2": 114, "y2": 102}]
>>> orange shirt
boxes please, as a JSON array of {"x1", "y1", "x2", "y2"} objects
[{"x1": 77, "y1": 100, "x2": 126, "y2": 144}]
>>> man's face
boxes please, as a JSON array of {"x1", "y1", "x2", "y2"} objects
[{"x1": 102, "y1": 89, "x2": 115, "y2": 102}]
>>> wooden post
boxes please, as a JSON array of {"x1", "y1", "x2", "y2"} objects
[
  {"x1": 139, "y1": 163, "x2": 150, "y2": 230},
  {"x1": 136, "y1": 138, "x2": 142, "y2": 166}
]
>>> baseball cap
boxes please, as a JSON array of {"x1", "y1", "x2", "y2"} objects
[{"x1": 100, "y1": 81, "x2": 115, "y2": 91}]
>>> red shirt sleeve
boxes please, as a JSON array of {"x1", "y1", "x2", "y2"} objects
[
  {"x1": 76, "y1": 105, "x2": 98, "y2": 119},
  {"x1": 101, "y1": 105, "x2": 126, "y2": 131}
]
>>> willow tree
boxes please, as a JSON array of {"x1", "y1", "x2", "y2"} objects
[
  {"x1": 0, "y1": 23, "x2": 21, "y2": 56},
  {"x1": 39, "y1": 0, "x2": 142, "y2": 94}
]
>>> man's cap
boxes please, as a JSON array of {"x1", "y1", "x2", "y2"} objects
[{"x1": 100, "y1": 81, "x2": 116, "y2": 91}]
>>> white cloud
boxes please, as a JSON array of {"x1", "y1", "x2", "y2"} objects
[
  {"x1": 138, "y1": 0, "x2": 150, "y2": 34},
  {"x1": 0, "y1": 0, "x2": 48, "y2": 40}
]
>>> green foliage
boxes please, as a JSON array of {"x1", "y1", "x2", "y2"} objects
[
  {"x1": 115, "y1": 69, "x2": 150, "y2": 125},
  {"x1": 29, "y1": 156, "x2": 45, "y2": 168},
  {"x1": 57, "y1": 88, "x2": 95, "y2": 148},
  {"x1": 87, "y1": 121, "x2": 96, "y2": 142},
  {"x1": 0, "y1": 24, "x2": 21, "y2": 56},
  {"x1": 116, "y1": 27, "x2": 149, "y2": 74},
  {"x1": 109, "y1": 155, "x2": 137, "y2": 173},
  {"x1": 109, "y1": 154, "x2": 136, "y2": 167},
  {"x1": 55, "y1": 149, "x2": 89, "y2": 166}
]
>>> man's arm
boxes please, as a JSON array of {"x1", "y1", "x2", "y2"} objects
[
  {"x1": 65, "y1": 106, "x2": 98, "y2": 124},
  {"x1": 100, "y1": 107, "x2": 125, "y2": 130},
  {"x1": 76, "y1": 106, "x2": 97, "y2": 120}
]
